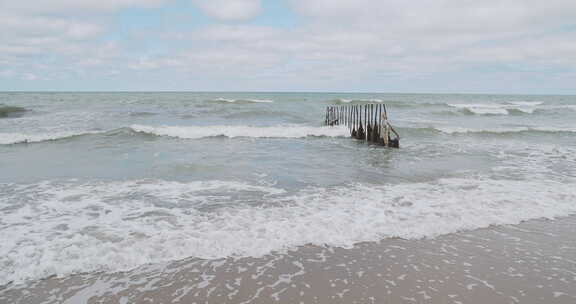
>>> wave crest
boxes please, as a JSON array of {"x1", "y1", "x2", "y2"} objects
[
  {"x1": 129, "y1": 124, "x2": 350, "y2": 139},
  {"x1": 211, "y1": 98, "x2": 274, "y2": 104},
  {"x1": 444, "y1": 101, "x2": 576, "y2": 116},
  {"x1": 0, "y1": 124, "x2": 350, "y2": 145},
  {"x1": 0, "y1": 130, "x2": 103, "y2": 145},
  {"x1": 0, "y1": 105, "x2": 27, "y2": 118},
  {"x1": 334, "y1": 98, "x2": 384, "y2": 104},
  {"x1": 447, "y1": 103, "x2": 536, "y2": 115},
  {"x1": 434, "y1": 126, "x2": 576, "y2": 135}
]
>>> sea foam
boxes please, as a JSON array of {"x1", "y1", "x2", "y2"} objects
[
  {"x1": 130, "y1": 124, "x2": 350, "y2": 139},
  {"x1": 447, "y1": 102, "x2": 544, "y2": 115},
  {"x1": 1, "y1": 177, "x2": 575, "y2": 285},
  {"x1": 0, "y1": 131, "x2": 103, "y2": 145},
  {"x1": 0, "y1": 105, "x2": 27, "y2": 118},
  {"x1": 434, "y1": 126, "x2": 576, "y2": 134},
  {"x1": 0, "y1": 124, "x2": 349, "y2": 145},
  {"x1": 213, "y1": 98, "x2": 274, "y2": 103},
  {"x1": 337, "y1": 98, "x2": 383, "y2": 103}
]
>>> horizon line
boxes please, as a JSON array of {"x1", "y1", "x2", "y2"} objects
[{"x1": 1, "y1": 90, "x2": 575, "y2": 96}]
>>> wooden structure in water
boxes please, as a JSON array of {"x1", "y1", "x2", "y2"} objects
[{"x1": 325, "y1": 104, "x2": 400, "y2": 148}]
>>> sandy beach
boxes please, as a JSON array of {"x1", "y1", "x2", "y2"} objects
[{"x1": 3, "y1": 214, "x2": 575, "y2": 304}]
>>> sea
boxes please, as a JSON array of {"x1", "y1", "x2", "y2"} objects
[{"x1": 1, "y1": 92, "x2": 575, "y2": 303}]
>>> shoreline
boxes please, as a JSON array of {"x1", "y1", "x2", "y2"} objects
[{"x1": 2, "y1": 215, "x2": 575, "y2": 303}]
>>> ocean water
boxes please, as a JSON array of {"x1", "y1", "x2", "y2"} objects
[{"x1": 1, "y1": 92, "x2": 575, "y2": 286}]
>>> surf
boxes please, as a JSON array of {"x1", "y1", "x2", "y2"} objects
[
  {"x1": 2, "y1": 177, "x2": 575, "y2": 285},
  {"x1": 0, "y1": 105, "x2": 27, "y2": 118}
]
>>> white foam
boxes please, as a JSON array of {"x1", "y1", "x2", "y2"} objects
[
  {"x1": 447, "y1": 103, "x2": 509, "y2": 115},
  {"x1": 1, "y1": 177, "x2": 575, "y2": 285},
  {"x1": 0, "y1": 130, "x2": 102, "y2": 145},
  {"x1": 0, "y1": 124, "x2": 350, "y2": 145},
  {"x1": 215, "y1": 97, "x2": 236, "y2": 103},
  {"x1": 246, "y1": 99, "x2": 274, "y2": 103},
  {"x1": 509, "y1": 101, "x2": 543, "y2": 107},
  {"x1": 447, "y1": 102, "x2": 546, "y2": 115},
  {"x1": 469, "y1": 108, "x2": 509, "y2": 115},
  {"x1": 543, "y1": 104, "x2": 576, "y2": 111},
  {"x1": 435, "y1": 126, "x2": 576, "y2": 134},
  {"x1": 338, "y1": 98, "x2": 383, "y2": 103},
  {"x1": 512, "y1": 107, "x2": 535, "y2": 114},
  {"x1": 214, "y1": 98, "x2": 273, "y2": 103},
  {"x1": 130, "y1": 124, "x2": 350, "y2": 139}
]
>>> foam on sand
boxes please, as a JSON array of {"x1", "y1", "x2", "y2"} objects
[{"x1": 1, "y1": 177, "x2": 575, "y2": 285}]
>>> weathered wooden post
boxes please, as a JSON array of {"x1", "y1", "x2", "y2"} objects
[
  {"x1": 356, "y1": 105, "x2": 361, "y2": 139},
  {"x1": 367, "y1": 104, "x2": 372, "y2": 142},
  {"x1": 363, "y1": 105, "x2": 368, "y2": 140},
  {"x1": 369, "y1": 104, "x2": 374, "y2": 142},
  {"x1": 376, "y1": 104, "x2": 379, "y2": 142},
  {"x1": 348, "y1": 106, "x2": 351, "y2": 131},
  {"x1": 334, "y1": 106, "x2": 338, "y2": 126},
  {"x1": 351, "y1": 106, "x2": 355, "y2": 137},
  {"x1": 353, "y1": 105, "x2": 358, "y2": 138},
  {"x1": 372, "y1": 104, "x2": 378, "y2": 142},
  {"x1": 357, "y1": 105, "x2": 360, "y2": 138}
]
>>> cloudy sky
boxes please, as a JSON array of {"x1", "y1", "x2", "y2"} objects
[{"x1": 1, "y1": 0, "x2": 575, "y2": 93}]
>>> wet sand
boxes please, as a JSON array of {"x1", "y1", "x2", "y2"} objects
[{"x1": 2, "y1": 215, "x2": 575, "y2": 304}]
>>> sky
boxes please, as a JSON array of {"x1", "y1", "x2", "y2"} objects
[{"x1": 1, "y1": 0, "x2": 575, "y2": 93}]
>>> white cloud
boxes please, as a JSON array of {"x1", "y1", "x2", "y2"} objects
[
  {"x1": 0, "y1": 14, "x2": 106, "y2": 60},
  {"x1": 289, "y1": 0, "x2": 576, "y2": 27},
  {"x1": 192, "y1": 0, "x2": 262, "y2": 21},
  {"x1": 0, "y1": 0, "x2": 168, "y2": 14},
  {"x1": 22, "y1": 73, "x2": 38, "y2": 81},
  {"x1": 0, "y1": 15, "x2": 103, "y2": 39},
  {"x1": 0, "y1": 0, "x2": 575, "y2": 91},
  {"x1": 133, "y1": 14, "x2": 576, "y2": 88},
  {"x1": 0, "y1": 70, "x2": 16, "y2": 78},
  {"x1": 66, "y1": 23, "x2": 105, "y2": 40}
]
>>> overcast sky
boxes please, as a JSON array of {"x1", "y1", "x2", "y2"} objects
[{"x1": 1, "y1": 0, "x2": 575, "y2": 93}]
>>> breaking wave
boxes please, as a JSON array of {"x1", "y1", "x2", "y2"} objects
[
  {"x1": 210, "y1": 98, "x2": 274, "y2": 104},
  {"x1": 335, "y1": 98, "x2": 384, "y2": 104},
  {"x1": 444, "y1": 102, "x2": 576, "y2": 116},
  {"x1": 1, "y1": 177, "x2": 575, "y2": 285},
  {"x1": 433, "y1": 126, "x2": 576, "y2": 135},
  {"x1": 447, "y1": 102, "x2": 540, "y2": 115},
  {"x1": 0, "y1": 130, "x2": 104, "y2": 145},
  {"x1": 4, "y1": 123, "x2": 573, "y2": 146},
  {"x1": 0, "y1": 124, "x2": 350, "y2": 145},
  {"x1": 129, "y1": 124, "x2": 350, "y2": 139},
  {"x1": 0, "y1": 105, "x2": 27, "y2": 118}
]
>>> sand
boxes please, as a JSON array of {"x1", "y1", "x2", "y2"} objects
[{"x1": 2, "y1": 215, "x2": 575, "y2": 304}]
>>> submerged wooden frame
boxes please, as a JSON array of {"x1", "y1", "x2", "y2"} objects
[{"x1": 325, "y1": 104, "x2": 400, "y2": 148}]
